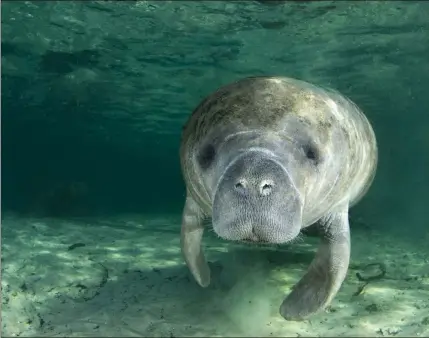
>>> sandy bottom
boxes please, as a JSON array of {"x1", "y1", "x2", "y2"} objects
[{"x1": 1, "y1": 212, "x2": 428, "y2": 337}]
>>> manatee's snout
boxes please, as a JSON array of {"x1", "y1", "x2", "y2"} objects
[
  {"x1": 212, "y1": 150, "x2": 303, "y2": 244},
  {"x1": 233, "y1": 176, "x2": 275, "y2": 197}
]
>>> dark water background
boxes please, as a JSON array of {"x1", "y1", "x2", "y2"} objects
[{"x1": 2, "y1": 1, "x2": 429, "y2": 237}]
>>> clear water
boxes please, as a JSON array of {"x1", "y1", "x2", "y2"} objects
[{"x1": 1, "y1": 1, "x2": 429, "y2": 337}]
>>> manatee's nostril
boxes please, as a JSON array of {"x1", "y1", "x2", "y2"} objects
[
  {"x1": 260, "y1": 180, "x2": 273, "y2": 196},
  {"x1": 234, "y1": 180, "x2": 247, "y2": 193}
]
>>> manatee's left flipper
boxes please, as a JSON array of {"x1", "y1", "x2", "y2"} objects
[
  {"x1": 280, "y1": 204, "x2": 350, "y2": 321},
  {"x1": 181, "y1": 194, "x2": 211, "y2": 287}
]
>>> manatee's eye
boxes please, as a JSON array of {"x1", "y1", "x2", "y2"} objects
[
  {"x1": 198, "y1": 143, "x2": 216, "y2": 170},
  {"x1": 303, "y1": 144, "x2": 320, "y2": 164}
]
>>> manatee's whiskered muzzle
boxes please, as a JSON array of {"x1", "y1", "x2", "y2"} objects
[{"x1": 212, "y1": 150, "x2": 303, "y2": 244}]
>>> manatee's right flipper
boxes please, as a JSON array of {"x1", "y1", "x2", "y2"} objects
[
  {"x1": 181, "y1": 194, "x2": 211, "y2": 287},
  {"x1": 279, "y1": 204, "x2": 350, "y2": 320}
]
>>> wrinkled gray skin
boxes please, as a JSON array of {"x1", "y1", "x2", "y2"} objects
[{"x1": 179, "y1": 76, "x2": 377, "y2": 321}]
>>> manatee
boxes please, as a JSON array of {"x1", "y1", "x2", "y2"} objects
[{"x1": 179, "y1": 76, "x2": 377, "y2": 320}]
